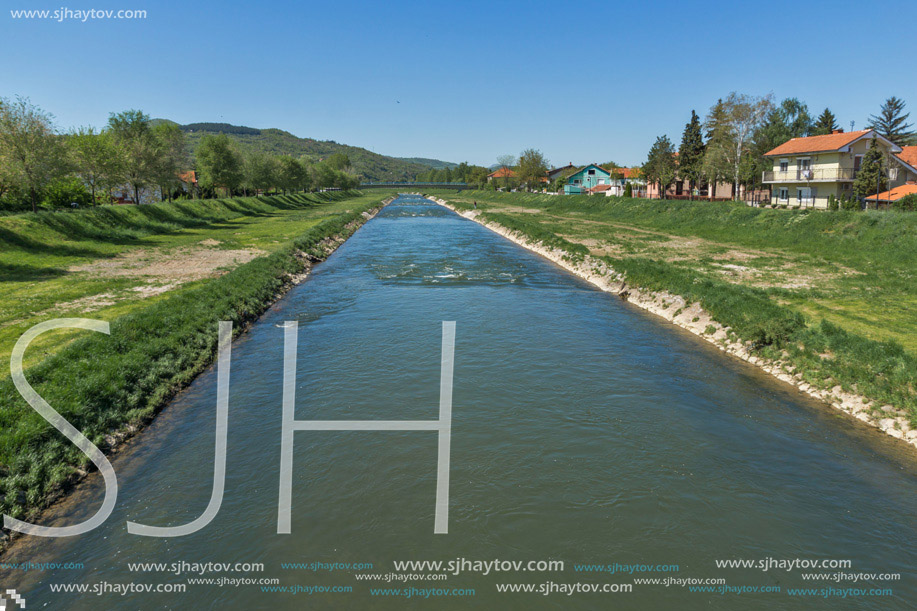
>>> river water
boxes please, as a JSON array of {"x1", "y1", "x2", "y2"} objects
[{"x1": 4, "y1": 196, "x2": 916, "y2": 609}]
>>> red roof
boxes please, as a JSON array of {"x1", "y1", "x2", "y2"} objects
[
  {"x1": 765, "y1": 130, "x2": 872, "y2": 157},
  {"x1": 179, "y1": 170, "x2": 197, "y2": 184},
  {"x1": 488, "y1": 167, "x2": 517, "y2": 178},
  {"x1": 865, "y1": 183, "x2": 917, "y2": 202},
  {"x1": 588, "y1": 184, "x2": 613, "y2": 192},
  {"x1": 896, "y1": 146, "x2": 917, "y2": 170}
]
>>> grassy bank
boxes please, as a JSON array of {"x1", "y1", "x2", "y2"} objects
[
  {"x1": 0, "y1": 191, "x2": 384, "y2": 369},
  {"x1": 0, "y1": 190, "x2": 390, "y2": 523},
  {"x1": 431, "y1": 190, "x2": 917, "y2": 429}
]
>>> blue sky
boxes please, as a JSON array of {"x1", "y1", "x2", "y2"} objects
[{"x1": 2, "y1": 0, "x2": 915, "y2": 167}]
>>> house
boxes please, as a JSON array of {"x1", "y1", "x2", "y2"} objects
[
  {"x1": 178, "y1": 170, "x2": 200, "y2": 197},
  {"x1": 547, "y1": 163, "x2": 576, "y2": 182},
  {"x1": 864, "y1": 183, "x2": 917, "y2": 207},
  {"x1": 564, "y1": 164, "x2": 613, "y2": 194},
  {"x1": 605, "y1": 167, "x2": 645, "y2": 197},
  {"x1": 487, "y1": 167, "x2": 517, "y2": 183},
  {"x1": 762, "y1": 129, "x2": 917, "y2": 209},
  {"x1": 644, "y1": 153, "x2": 737, "y2": 201}
]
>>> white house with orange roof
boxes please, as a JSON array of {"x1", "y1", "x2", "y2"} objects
[{"x1": 763, "y1": 129, "x2": 917, "y2": 209}]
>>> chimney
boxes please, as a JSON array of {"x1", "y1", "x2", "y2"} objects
[{"x1": 832, "y1": 129, "x2": 843, "y2": 134}]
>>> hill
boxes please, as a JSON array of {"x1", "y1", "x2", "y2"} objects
[{"x1": 153, "y1": 120, "x2": 455, "y2": 181}]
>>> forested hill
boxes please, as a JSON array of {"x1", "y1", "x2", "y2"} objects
[{"x1": 153, "y1": 120, "x2": 454, "y2": 181}]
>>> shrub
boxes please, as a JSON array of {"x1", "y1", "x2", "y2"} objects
[
  {"x1": 840, "y1": 195, "x2": 860, "y2": 211},
  {"x1": 892, "y1": 193, "x2": 917, "y2": 212},
  {"x1": 41, "y1": 177, "x2": 92, "y2": 209},
  {"x1": 827, "y1": 194, "x2": 839, "y2": 211}
]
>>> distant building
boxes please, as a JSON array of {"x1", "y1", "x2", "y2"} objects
[
  {"x1": 763, "y1": 130, "x2": 917, "y2": 209},
  {"x1": 178, "y1": 170, "x2": 200, "y2": 197},
  {"x1": 487, "y1": 167, "x2": 517, "y2": 182},
  {"x1": 547, "y1": 163, "x2": 576, "y2": 183},
  {"x1": 865, "y1": 183, "x2": 917, "y2": 207},
  {"x1": 564, "y1": 164, "x2": 612, "y2": 194},
  {"x1": 605, "y1": 167, "x2": 645, "y2": 197}
]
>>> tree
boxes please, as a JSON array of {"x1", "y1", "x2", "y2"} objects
[
  {"x1": 747, "y1": 98, "x2": 811, "y2": 190},
  {"x1": 152, "y1": 122, "x2": 187, "y2": 202},
  {"x1": 703, "y1": 92, "x2": 773, "y2": 198},
  {"x1": 643, "y1": 135, "x2": 677, "y2": 199},
  {"x1": 67, "y1": 127, "x2": 120, "y2": 205},
  {"x1": 812, "y1": 108, "x2": 839, "y2": 135},
  {"x1": 311, "y1": 162, "x2": 337, "y2": 190},
  {"x1": 276, "y1": 155, "x2": 308, "y2": 193},
  {"x1": 516, "y1": 148, "x2": 548, "y2": 190},
  {"x1": 868, "y1": 96, "x2": 914, "y2": 146},
  {"x1": 0, "y1": 96, "x2": 67, "y2": 212},
  {"x1": 196, "y1": 133, "x2": 244, "y2": 196},
  {"x1": 325, "y1": 152, "x2": 350, "y2": 171},
  {"x1": 678, "y1": 110, "x2": 705, "y2": 196},
  {"x1": 244, "y1": 152, "x2": 279, "y2": 194},
  {"x1": 107, "y1": 110, "x2": 160, "y2": 205},
  {"x1": 496, "y1": 154, "x2": 517, "y2": 189},
  {"x1": 853, "y1": 137, "x2": 886, "y2": 199}
]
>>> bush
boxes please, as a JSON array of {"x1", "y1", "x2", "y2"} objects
[
  {"x1": 827, "y1": 194, "x2": 839, "y2": 211},
  {"x1": 892, "y1": 193, "x2": 917, "y2": 212},
  {"x1": 624, "y1": 183, "x2": 633, "y2": 198},
  {"x1": 840, "y1": 195, "x2": 860, "y2": 211},
  {"x1": 41, "y1": 177, "x2": 92, "y2": 209}
]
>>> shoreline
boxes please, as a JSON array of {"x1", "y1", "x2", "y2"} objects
[
  {"x1": 429, "y1": 196, "x2": 917, "y2": 450},
  {"x1": 0, "y1": 195, "x2": 393, "y2": 554}
]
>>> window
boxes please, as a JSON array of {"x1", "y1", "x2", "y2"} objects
[
  {"x1": 778, "y1": 188, "x2": 788, "y2": 201},
  {"x1": 854, "y1": 155, "x2": 863, "y2": 171},
  {"x1": 598, "y1": 178, "x2": 605, "y2": 185},
  {"x1": 797, "y1": 187, "x2": 812, "y2": 204},
  {"x1": 779, "y1": 159, "x2": 789, "y2": 172},
  {"x1": 797, "y1": 157, "x2": 811, "y2": 169},
  {"x1": 587, "y1": 169, "x2": 596, "y2": 175}
]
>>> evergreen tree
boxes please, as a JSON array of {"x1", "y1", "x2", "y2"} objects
[
  {"x1": 643, "y1": 135, "x2": 677, "y2": 199},
  {"x1": 812, "y1": 108, "x2": 839, "y2": 135},
  {"x1": 678, "y1": 110, "x2": 705, "y2": 193},
  {"x1": 868, "y1": 96, "x2": 914, "y2": 146},
  {"x1": 852, "y1": 137, "x2": 886, "y2": 199}
]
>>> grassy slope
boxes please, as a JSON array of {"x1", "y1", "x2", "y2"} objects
[
  {"x1": 0, "y1": 192, "x2": 383, "y2": 369},
  {"x1": 431, "y1": 190, "x2": 917, "y2": 426},
  {"x1": 0, "y1": 190, "x2": 391, "y2": 519}
]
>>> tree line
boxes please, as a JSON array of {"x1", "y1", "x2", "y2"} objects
[
  {"x1": 0, "y1": 97, "x2": 360, "y2": 213},
  {"x1": 643, "y1": 95, "x2": 915, "y2": 202}
]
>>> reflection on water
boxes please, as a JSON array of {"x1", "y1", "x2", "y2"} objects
[{"x1": 3, "y1": 196, "x2": 916, "y2": 610}]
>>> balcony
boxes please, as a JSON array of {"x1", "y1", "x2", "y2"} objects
[{"x1": 763, "y1": 168, "x2": 858, "y2": 183}]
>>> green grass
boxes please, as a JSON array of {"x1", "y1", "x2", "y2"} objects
[
  {"x1": 0, "y1": 191, "x2": 383, "y2": 369},
  {"x1": 432, "y1": 190, "x2": 917, "y2": 425},
  {"x1": 0, "y1": 190, "x2": 391, "y2": 521}
]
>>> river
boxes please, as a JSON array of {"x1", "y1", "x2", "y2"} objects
[{"x1": 3, "y1": 196, "x2": 915, "y2": 609}]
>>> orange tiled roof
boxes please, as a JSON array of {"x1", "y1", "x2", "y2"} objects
[
  {"x1": 896, "y1": 146, "x2": 917, "y2": 169},
  {"x1": 865, "y1": 183, "x2": 917, "y2": 202},
  {"x1": 765, "y1": 130, "x2": 872, "y2": 157},
  {"x1": 488, "y1": 167, "x2": 516, "y2": 178}
]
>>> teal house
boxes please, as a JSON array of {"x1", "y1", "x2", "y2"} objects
[{"x1": 564, "y1": 164, "x2": 612, "y2": 194}]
